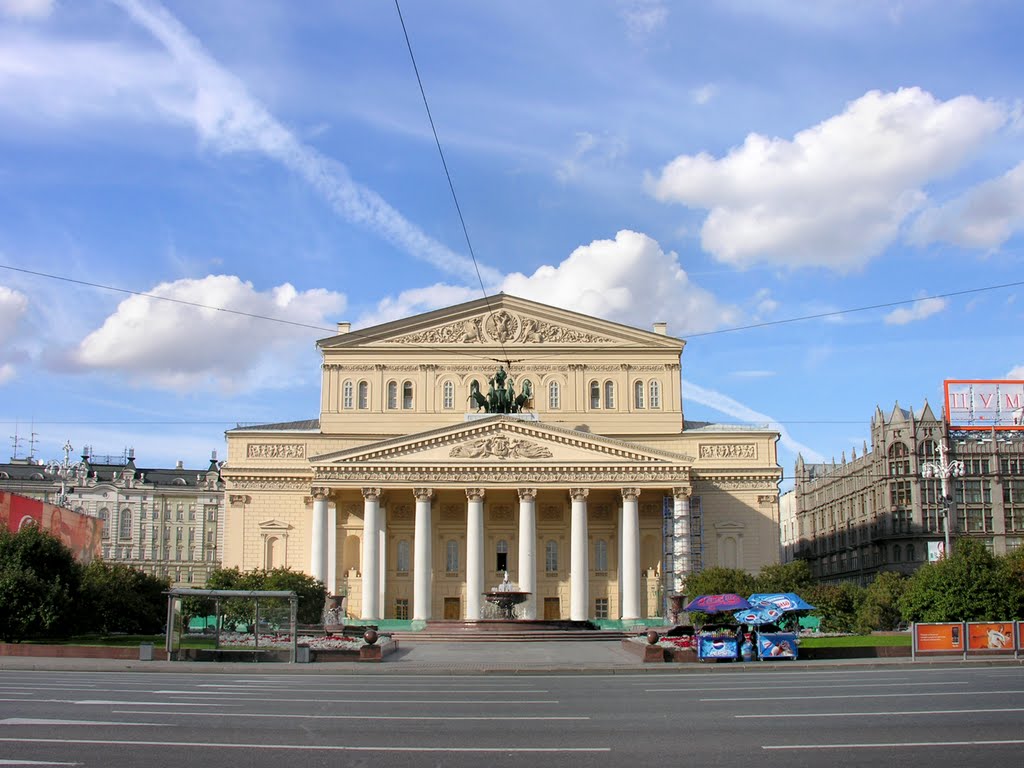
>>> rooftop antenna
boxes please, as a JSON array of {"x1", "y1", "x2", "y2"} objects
[
  {"x1": 28, "y1": 421, "x2": 38, "y2": 461},
  {"x1": 10, "y1": 422, "x2": 24, "y2": 460}
]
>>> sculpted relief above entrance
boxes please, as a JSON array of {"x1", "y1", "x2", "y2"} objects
[{"x1": 384, "y1": 310, "x2": 615, "y2": 345}]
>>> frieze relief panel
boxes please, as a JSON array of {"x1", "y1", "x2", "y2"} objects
[
  {"x1": 314, "y1": 466, "x2": 687, "y2": 484},
  {"x1": 383, "y1": 310, "x2": 615, "y2": 346},
  {"x1": 247, "y1": 443, "x2": 306, "y2": 459},
  {"x1": 229, "y1": 478, "x2": 313, "y2": 491},
  {"x1": 704, "y1": 479, "x2": 779, "y2": 490},
  {"x1": 699, "y1": 443, "x2": 757, "y2": 460},
  {"x1": 449, "y1": 435, "x2": 553, "y2": 460},
  {"x1": 441, "y1": 504, "x2": 462, "y2": 522},
  {"x1": 391, "y1": 504, "x2": 413, "y2": 521},
  {"x1": 540, "y1": 505, "x2": 562, "y2": 522},
  {"x1": 490, "y1": 505, "x2": 514, "y2": 522},
  {"x1": 591, "y1": 503, "x2": 612, "y2": 521}
]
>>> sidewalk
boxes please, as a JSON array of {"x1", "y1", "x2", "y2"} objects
[{"x1": 2, "y1": 640, "x2": 1021, "y2": 675}]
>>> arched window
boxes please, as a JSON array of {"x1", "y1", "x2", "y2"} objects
[
  {"x1": 442, "y1": 380, "x2": 454, "y2": 410},
  {"x1": 594, "y1": 538, "x2": 608, "y2": 572},
  {"x1": 342, "y1": 379, "x2": 354, "y2": 409},
  {"x1": 397, "y1": 540, "x2": 410, "y2": 573},
  {"x1": 590, "y1": 381, "x2": 601, "y2": 409},
  {"x1": 649, "y1": 380, "x2": 661, "y2": 408},
  {"x1": 402, "y1": 380, "x2": 414, "y2": 409},
  {"x1": 548, "y1": 380, "x2": 561, "y2": 410},
  {"x1": 545, "y1": 540, "x2": 558, "y2": 573},
  {"x1": 604, "y1": 380, "x2": 615, "y2": 409},
  {"x1": 446, "y1": 540, "x2": 459, "y2": 574},
  {"x1": 919, "y1": 440, "x2": 937, "y2": 459},
  {"x1": 496, "y1": 538, "x2": 508, "y2": 572},
  {"x1": 633, "y1": 381, "x2": 645, "y2": 409},
  {"x1": 906, "y1": 544, "x2": 915, "y2": 562},
  {"x1": 888, "y1": 443, "x2": 910, "y2": 476},
  {"x1": 387, "y1": 381, "x2": 398, "y2": 410},
  {"x1": 98, "y1": 508, "x2": 109, "y2": 539},
  {"x1": 357, "y1": 381, "x2": 369, "y2": 409},
  {"x1": 893, "y1": 545, "x2": 902, "y2": 562},
  {"x1": 119, "y1": 508, "x2": 132, "y2": 539},
  {"x1": 265, "y1": 536, "x2": 278, "y2": 569}
]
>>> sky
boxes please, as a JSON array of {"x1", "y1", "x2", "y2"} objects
[{"x1": 1, "y1": 0, "x2": 1023, "y2": 486}]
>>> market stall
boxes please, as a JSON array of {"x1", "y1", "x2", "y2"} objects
[
  {"x1": 684, "y1": 593, "x2": 752, "y2": 663},
  {"x1": 743, "y1": 593, "x2": 816, "y2": 661}
]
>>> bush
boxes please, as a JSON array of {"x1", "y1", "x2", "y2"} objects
[
  {"x1": 193, "y1": 566, "x2": 327, "y2": 628},
  {"x1": 854, "y1": 571, "x2": 906, "y2": 633},
  {"x1": 78, "y1": 561, "x2": 169, "y2": 635},
  {"x1": 754, "y1": 561, "x2": 814, "y2": 594},
  {"x1": 804, "y1": 582, "x2": 864, "y2": 633},
  {"x1": 0, "y1": 525, "x2": 81, "y2": 642}
]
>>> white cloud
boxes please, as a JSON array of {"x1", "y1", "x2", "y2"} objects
[
  {"x1": 691, "y1": 84, "x2": 716, "y2": 106},
  {"x1": 0, "y1": 285, "x2": 29, "y2": 383},
  {"x1": 0, "y1": 0, "x2": 53, "y2": 20},
  {"x1": 731, "y1": 370, "x2": 776, "y2": 379},
  {"x1": 500, "y1": 229, "x2": 740, "y2": 334},
  {"x1": 648, "y1": 88, "x2": 1006, "y2": 271},
  {"x1": 0, "y1": 1, "x2": 493, "y2": 284},
  {"x1": 909, "y1": 161, "x2": 1024, "y2": 250},
  {"x1": 883, "y1": 296, "x2": 948, "y2": 325},
  {"x1": 0, "y1": 363, "x2": 14, "y2": 384},
  {"x1": 66, "y1": 275, "x2": 345, "y2": 393},
  {"x1": 682, "y1": 378, "x2": 825, "y2": 462},
  {"x1": 752, "y1": 288, "x2": 778, "y2": 316},
  {"x1": 556, "y1": 131, "x2": 627, "y2": 184},
  {"x1": 357, "y1": 284, "x2": 480, "y2": 329},
  {"x1": 1007, "y1": 365, "x2": 1024, "y2": 379},
  {"x1": 620, "y1": 1, "x2": 669, "y2": 39}
]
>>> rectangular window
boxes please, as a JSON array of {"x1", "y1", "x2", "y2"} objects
[
  {"x1": 594, "y1": 598, "x2": 609, "y2": 619},
  {"x1": 189, "y1": 505, "x2": 196, "y2": 521},
  {"x1": 395, "y1": 598, "x2": 409, "y2": 621}
]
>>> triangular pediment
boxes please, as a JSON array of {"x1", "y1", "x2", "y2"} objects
[
  {"x1": 310, "y1": 417, "x2": 692, "y2": 467},
  {"x1": 317, "y1": 294, "x2": 685, "y2": 351}
]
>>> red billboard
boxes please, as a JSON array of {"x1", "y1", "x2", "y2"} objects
[
  {"x1": 0, "y1": 491, "x2": 102, "y2": 564},
  {"x1": 944, "y1": 379, "x2": 1024, "y2": 430}
]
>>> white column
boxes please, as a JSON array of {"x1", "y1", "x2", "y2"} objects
[
  {"x1": 569, "y1": 488, "x2": 589, "y2": 621},
  {"x1": 517, "y1": 488, "x2": 537, "y2": 620},
  {"x1": 378, "y1": 504, "x2": 387, "y2": 619},
  {"x1": 413, "y1": 488, "x2": 434, "y2": 621},
  {"x1": 465, "y1": 488, "x2": 485, "y2": 620},
  {"x1": 620, "y1": 488, "x2": 641, "y2": 621},
  {"x1": 672, "y1": 488, "x2": 691, "y2": 595},
  {"x1": 310, "y1": 489, "x2": 329, "y2": 583},
  {"x1": 360, "y1": 487, "x2": 381, "y2": 620},
  {"x1": 327, "y1": 502, "x2": 337, "y2": 594}
]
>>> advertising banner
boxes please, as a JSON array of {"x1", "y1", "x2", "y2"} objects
[
  {"x1": 913, "y1": 622, "x2": 964, "y2": 653},
  {"x1": 0, "y1": 491, "x2": 102, "y2": 564},
  {"x1": 1018, "y1": 622, "x2": 1024, "y2": 654},
  {"x1": 944, "y1": 379, "x2": 1024, "y2": 430},
  {"x1": 966, "y1": 622, "x2": 1016, "y2": 653},
  {"x1": 927, "y1": 541, "x2": 945, "y2": 562}
]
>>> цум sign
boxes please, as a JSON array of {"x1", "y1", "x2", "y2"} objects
[{"x1": 944, "y1": 380, "x2": 1024, "y2": 430}]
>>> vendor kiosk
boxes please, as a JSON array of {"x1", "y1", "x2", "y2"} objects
[{"x1": 696, "y1": 625, "x2": 740, "y2": 661}]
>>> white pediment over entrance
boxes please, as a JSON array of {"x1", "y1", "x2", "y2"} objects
[{"x1": 310, "y1": 417, "x2": 692, "y2": 468}]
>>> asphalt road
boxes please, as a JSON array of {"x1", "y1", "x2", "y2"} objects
[{"x1": 1, "y1": 665, "x2": 1022, "y2": 767}]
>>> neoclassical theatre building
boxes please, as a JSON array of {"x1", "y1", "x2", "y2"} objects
[{"x1": 221, "y1": 295, "x2": 781, "y2": 623}]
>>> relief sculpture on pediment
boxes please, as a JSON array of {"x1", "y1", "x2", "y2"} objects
[
  {"x1": 449, "y1": 434, "x2": 553, "y2": 460},
  {"x1": 384, "y1": 311, "x2": 614, "y2": 345}
]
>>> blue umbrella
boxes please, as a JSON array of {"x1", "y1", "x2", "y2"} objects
[
  {"x1": 747, "y1": 593, "x2": 816, "y2": 612},
  {"x1": 733, "y1": 606, "x2": 784, "y2": 626},
  {"x1": 683, "y1": 593, "x2": 752, "y2": 613}
]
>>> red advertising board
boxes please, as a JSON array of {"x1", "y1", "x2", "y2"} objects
[
  {"x1": 944, "y1": 379, "x2": 1024, "y2": 430},
  {"x1": 966, "y1": 622, "x2": 1016, "y2": 653},
  {"x1": 914, "y1": 622, "x2": 964, "y2": 653},
  {"x1": 1018, "y1": 622, "x2": 1024, "y2": 652},
  {"x1": 0, "y1": 491, "x2": 102, "y2": 564}
]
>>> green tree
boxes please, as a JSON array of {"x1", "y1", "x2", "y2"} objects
[
  {"x1": 854, "y1": 570, "x2": 907, "y2": 633},
  {"x1": 0, "y1": 525, "x2": 81, "y2": 642},
  {"x1": 682, "y1": 567, "x2": 755, "y2": 625},
  {"x1": 78, "y1": 561, "x2": 169, "y2": 635},
  {"x1": 899, "y1": 538, "x2": 1015, "y2": 622},
  {"x1": 261, "y1": 567, "x2": 327, "y2": 625},
  {"x1": 753, "y1": 561, "x2": 814, "y2": 594},
  {"x1": 192, "y1": 566, "x2": 327, "y2": 629},
  {"x1": 804, "y1": 582, "x2": 864, "y2": 633},
  {"x1": 999, "y1": 546, "x2": 1024, "y2": 619}
]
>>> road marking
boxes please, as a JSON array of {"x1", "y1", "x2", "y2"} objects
[
  {"x1": 0, "y1": 700, "x2": 239, "y2": 707},
  {"x1": 195, "y1": 684, "x2": 549, "y2": 693},
  {"x1": 112, "y1": 710, "x2": 587, "y2": 721},
  {"x1": 0, "y1": 719, "x2": 168, "y2": 727},
  {"x1": 648, "y1": 681, "x2": 963, "y2": 692},
  {"x1": 764, "y1": 739, "x2": 1024, "y2": 750},
  {"x1": 0, "y1": 738, "x2": 609, "y2": 753},
  {"x1": 703, "y1": 689, "x2": 1024, "y2": 702},
  {"x1": 738, "y1": 707, "x2": 1024, "y2": 718},
  {"x1": 153, "y1": 693, "x2": 560, "y2": 704},
  {"x1": 0, "y1": 760, "x2": 81, "y2": 766}
]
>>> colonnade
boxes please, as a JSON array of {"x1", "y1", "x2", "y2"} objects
[{"x1": 308, "y1": 486, "x2": 692, "y2": 622}]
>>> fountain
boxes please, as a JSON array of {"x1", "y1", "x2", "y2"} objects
[{"x1": 482, "y1": 571, "x2": 531, "y2": 620}]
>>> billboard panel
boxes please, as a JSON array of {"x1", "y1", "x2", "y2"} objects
[
  {"x1": 944, "y1": 379, "x2": 1024, "y2": 430},
  {"x1": 966, "y1": 622, "x2": 1015, "y2": 653},
  {"x1": 913, "y1": 622, "x2": 964, "y2": 653},
  {"x1": 0, "y1": 491, "x2": 102, "y2": 564}
]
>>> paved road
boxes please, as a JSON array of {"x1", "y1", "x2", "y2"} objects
[{"x1": 1, "y1": 662, "x2": 1023, "y2": 767}]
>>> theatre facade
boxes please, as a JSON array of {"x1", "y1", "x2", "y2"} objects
[{"x1": 221, "y1": 295, "x2": 781, "y2": 623}]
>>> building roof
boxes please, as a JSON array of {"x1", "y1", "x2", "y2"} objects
[{"x1": 229, "y1": 418, "x2": 321, "y2": 433}]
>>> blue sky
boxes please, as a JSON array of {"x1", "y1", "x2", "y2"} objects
[{"x1": 1, "y1": 0, "x2": 1023, "y2": 486}]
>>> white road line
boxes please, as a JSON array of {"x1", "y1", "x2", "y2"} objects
[
  {"x1": 111, "y1": 710, "x2": 587, "y2": 721},
  {"x1": 195, "y1": 684, "x2": 549, "y2": 693},
  {"x1": 0, "y1": 760, "x2": 81, "y2": 766},
  {"x1": 0, "y1": 738, "x2": 609, "y2": 753},
  {"x1": 648, "y1": 681, "x2": 963, "y2": 692},
  {"x1": 2, "y1": 700, "x2": 240, "y2": 707},
  {"x1": 153, "y1": 694, "x2": 560, "y2": 704},
  {"x1": 703, "y1": 689, "x2": 1024, "y2": 702},
  {"x1": 764, "y1": 739, "x2": 1024, "y2": 750},
  {"x1": 738, "y1": 707, "x2": 1024, "y2": 718},
  {"x1": 0, "y1": 719, "x2": 169, "y2": 727}
]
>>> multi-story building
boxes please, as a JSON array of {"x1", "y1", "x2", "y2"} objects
[
  {"x1": 221, "y1": 294, "x2": 783, "y2": 623},
  {"x1": 0, "y1": 447, "x2": 225, "y2": 586},
  {"x1": 789, "y1": 402, "x2": 1024, "y2": 584}
]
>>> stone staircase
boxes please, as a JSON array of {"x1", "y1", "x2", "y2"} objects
[{"x1": 389, "y1": 619, "x2": 635, "y2": 643}]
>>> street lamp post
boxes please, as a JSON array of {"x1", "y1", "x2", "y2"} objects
[
  {"x1": 921, "y1": 439, "x2": 964, "y2": 559},
  {"x1": 44, "y1": 441, "x2": 89, "y2": 509}
]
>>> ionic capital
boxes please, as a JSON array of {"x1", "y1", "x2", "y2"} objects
[
  {"x1": 569, "y1": 488, "x2": 589, "y2": 502},
  {"x1": 413, "y1": 488, "x2": 434, "y2": 502},
  {"x1": 361, "y1": 487, "x2": 383, "y2": 502},
  {"x1": 621, "y1": 487, "x2": 641, "y2": 501},
  {"x1": 517, "y1": 487, "x2": 538, "y2": 502},
  {"x1": 465, "y1": 488, "x2": 486, "y2": 501}
]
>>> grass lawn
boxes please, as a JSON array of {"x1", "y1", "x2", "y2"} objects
[
  {"x1": 799, "y1": 634, "x2": 912, "y2": 648},
  {"x1": 17, "y1": 635, "x2": 217, "y2": 650}
]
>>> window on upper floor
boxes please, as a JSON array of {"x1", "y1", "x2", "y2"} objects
[
  {"x1": 545, "y1": 540, "x2": 558, "y2": 573},
  {"x1": 649, "y1": 380, "x2": 661, "y2": 409},
  {"x1": 604, "y1": 380, "x2": 615, "y2": 409},
  {"x1": 590, "y1": 380, "x2": 600, "y2": 409},
  {"x1": 342, "y1": 379, "x2": 354, "y2": 409},
  {"x1": 402, "y1": 380, "x2": 414, "y2": 410},
  {"x1": 387, "y1": 381, "x2": 398, "y2": 410},
  {"x1": 548, "y1": 380, "x2": 561, "y2": 410},
  {"x1": 634, "y1": 380, "x2": 645, "y2": 409},
  {"x1": 119, "y1": 509, "x2": 132, "y2": 539},
  {"x1": 442, "y1": 380, "x2": 455, "y2": 410},
  {"x1": 397, "y1": 539, "x2": 410, "y2": 573},
  {"x1": 594, "y1": 538, "x2": 608, "y2": 572},
  {"x1": 446, "y1": 539, "x2": 459, "y2": 575}
]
